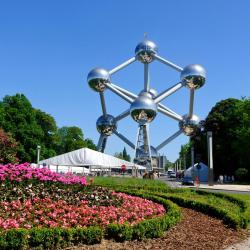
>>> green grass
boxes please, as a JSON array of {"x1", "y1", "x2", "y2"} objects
[
  {"x1": 91, "y1": 176, "x2": 170, "y2": 192},
  {"x1": 228, "y1": 193, "x2": 250, "y2": 228},
  {"x1": 91, "y1": 176, "x2": 250, "y2": 229}
]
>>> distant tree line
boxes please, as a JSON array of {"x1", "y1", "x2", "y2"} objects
[
  {"x1": 0, "y1": 94, "x2": 96, "y2": 164},
  {"x1": 177, "y1": 97, "x2": 250, "y2": 181}
]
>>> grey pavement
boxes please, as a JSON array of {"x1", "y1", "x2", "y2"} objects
[
  {"x1": 158, "y1": 177, "x2": 250, "y2": 194},
  {"x1": 225, "y1": 238, "x2": 250, "y2": 250}
]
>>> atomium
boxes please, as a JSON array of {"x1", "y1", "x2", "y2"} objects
[
  {"x1": 87, "y1": 68, "x2": 110, "y2": 92},
  {"x1": 181, "y1": 64, "x2": 206, "y2": 89},
  {"x1": 96, "y1": 114, "x2": 117, "y2": 136},
  {"x1": 130, "y1": 92, "x2": 158, "y2": 125},
  {"x1": 87, "y1": 39, "x2": 206, "y2": 170},
  {"x1": 179, "y1": 114, "x2": 200, "y2": 136},
  {"x1": 135, "y1": 40, "x2": 158, "y2": 63}
]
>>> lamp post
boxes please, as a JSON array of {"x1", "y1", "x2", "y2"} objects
[
  {"x1": 207, "y1": 131, "x2": 214, "y2": 186},
  {"x1": 37, "y1": 145, "x2": 41, "y2": 165}
]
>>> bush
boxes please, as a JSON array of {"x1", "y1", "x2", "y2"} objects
[
  {"x1": 0, "y1": 226, "x2": 103, "y2": 249},
  {"x1": 235, "y1": 168, "x2": 249, "y2": 182}
]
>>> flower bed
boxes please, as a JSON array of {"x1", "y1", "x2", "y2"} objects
[
  {"x1": 0, "y1": 163, "x2": 87, "y2": 185},
  {"x1": 0, "y1": 192, "x2": 165, "y2": 230},
  {"x1": 0, "y1": 164, "x2": 165, "y2": 231}
]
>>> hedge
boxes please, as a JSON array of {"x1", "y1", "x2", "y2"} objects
[
  {"x1": 0, "y1": 226, "x2": 103, "y2": 250},
  {"x1": 0, "y1": 191, "x2": 181, "y2": 248},
  {"x1": 152, "y1": 192, "x2": 247, "y2": 229}
]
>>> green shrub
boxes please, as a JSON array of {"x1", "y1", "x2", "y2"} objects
[
  {"x1": 235, "y1": 168, "x2": 249, "y2": 182},
  {"x1": 106, "y1": 223, "x2": 133, "y2": 242},
  {"x1": 5, "y1": 229, "x2": 28, "y2": 250}
]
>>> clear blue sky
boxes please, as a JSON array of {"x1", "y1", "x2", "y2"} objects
[{"x1": 0, "y1": 0, "x2": 250, "y2": 162}]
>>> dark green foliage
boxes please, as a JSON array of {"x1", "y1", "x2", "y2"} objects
[
  {"x1": 0, "y1": 226, "x2": 103, "y2": 249},
  {"x1": 0, "y1": 94, "x2": 97, "y2": 162},
  {"x1": 114, "y1": 147, "x2": 131, "y2": 162},
  {"x1": 56, "y1": 126, "x2": 97, "y2": 154},
  {"x1": 0, "y1": 128, "x2": 19, "y2": 164},
  {"x1": 179, "y1": 97, "x2": 250, "y2": 180},
  {"x1": 235, "y1": 168, "x2": 249, "y2": 182},
  {"x1": 106, "y1": 223, "x2": 133, "y2": 242}
]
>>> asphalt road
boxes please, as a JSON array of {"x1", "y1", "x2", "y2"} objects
[{"x1": 159, "y1": 176, "x2": 250, "y2": 195}]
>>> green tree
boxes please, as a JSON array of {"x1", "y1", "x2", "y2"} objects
[
  {"x1": 0, "y1": 94, "x2": 44, "y2": 162},
  {"x1": 57, "y1": 126, "x2": 96, "y2": 154},
  {"x1": 190, "y1": 98, "x2": 250, "y2": 179},
  {"x1": 0, "y1": 128, "x2": 19, "y2": 164},
  {"x1": 114, "y1": 147, "x2": 131, "y2": 162}
]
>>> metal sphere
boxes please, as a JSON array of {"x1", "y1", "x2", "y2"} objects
[
  {"x1": 148, "y1": 88, "x2": 158, "y2": 98},
  {"x1": 96, "y1": 114, "x2": 117, "y2": 136},
  {"x1": 180, "y1": 64, "x2": 206, "y2": 89},
  {"x1": 179, "y1": 114, "x2": 200, "y2": 136},
  {"x1": 87, "y1": 68, "x2": 110, "y2": 92},
  {"x1": 135, "y1": 40, "x2": 158, "y2": 63},
  {"x1": 130, "y1": 92, "x2": 157, "y2": 125}
]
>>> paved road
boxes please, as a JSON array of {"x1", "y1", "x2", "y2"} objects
[{"x1": 159, "y1": 176, "x2": 250, "y2": 195}]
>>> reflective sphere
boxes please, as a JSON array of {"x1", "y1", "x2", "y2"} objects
[
  {"x1": 180, "y1": 64, "x2": 206, "y2": 89},
  {"x1": 148, "y1": 88, "x2": 158, "y2": 98},
  {"x1": 135, "y1": 40, "x2": 158, "y2": 63},
  {"x1": 87, "y1": 68, "x2": 110, "y2": 92},
  {"x1": 179, "y1": 114, "x2": 200, "y2": 136},
  {"x1": 130, "y1": 92, "x2": 157, "y2": 124},
  {"x1": 96, "y1": 114, "x2": 117, "y2": 136}
]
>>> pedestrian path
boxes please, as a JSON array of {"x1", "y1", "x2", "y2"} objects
[{"x1": 197, "y1": 184, "x2": 250, "y2": 192}]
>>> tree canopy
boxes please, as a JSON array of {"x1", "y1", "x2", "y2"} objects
[
  {"x1": 178, "y1": 97, "x2": 250, "y2": 180},
  {"x1": 0, "y1": 94, "x2": 97, "y2": 163}
]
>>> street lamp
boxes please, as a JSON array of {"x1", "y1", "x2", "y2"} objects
[
  {"x1": 207, "y1": 131, "x2": 214, "y2": 186},
  {"x1": 37, "y1": 145, "x2": 41, "y2": 165}
]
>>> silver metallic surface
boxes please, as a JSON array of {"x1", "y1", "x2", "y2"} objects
[
  {"x1": 135, "y1": 40, "x2": 158, "y2": 63},
  {"x1": 144, "y1": 63, "x2": 150, "y2": 91},
  {"x1": 99, "y1": 92, "x2": 107, "y2": 116},
  {"x1": 97, "y1": 134, "x2": 107, "y2": 152},
  {"x1": 156, "y1": 130, "x2": 183, "y2": 151},
  {"x1": 179, "y1": 114, "x2": 200, "y2": 136},
  {"x1": 148, "y1": 88, "x2": 158, "y2": 98},
  {"x1": 130, "y1": 92, "x2": 158, "y2": 124},
  {"x1": 154, "y1": 54, "x2": 183, "y2": 72},
  {"x1": 114, "y1": 109, "x2": 130, "y2": 122},
  {"x1": 104, "y1": 82, "x2": 134, "y2": 103},
  {"x1": 89, "y1": 40, "x2": 205, "y2": 169},
  {"x1": 96, "y1": 114, "x2": 117, "y2": 136},
  {"x1": 114, "y1": 130, "x2": 135, "y2": 149},
  {"x1": 154, "y1": 82, "x2": 185, "y2": 103},
  {"x1": 111, "y1": 83, "x2": 137, "y2": 100},
  {"x1": 188, "y1": 89, "x2": 195, "y2": 118},
  {"x1": 181, "y1": 64, "x2": 206, "y2": 89},
  {"x1": 158, "y1": 106, "x2": 183, "y2": 122},
  {"x1": 87, "y1": 68, "x2": 110, "y2": 92},
  {"x1": 109, "y1": 57, "x2": 136, "y2": 75},
  {"x1": 158, "y1": 103, "x2": 181, "y2": 117}
]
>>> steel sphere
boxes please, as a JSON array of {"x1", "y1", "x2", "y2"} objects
[
  {"x1": 130, "y1": 92, "x2": 157, "y2": 125},
  {"x1": 180, "y1": 64, "x2": 206, "y2": 89},
  {"x1": 148, "y1": 88, "x2": 158, "y2": 98},
  {"x1": 96, "y1": 114, "x2": 117, "y2": 136},
  {"x1": 179, "y1": 114, "x2": 200, "y2": 136},
  {"x1": 87, "y1": 68, "x2": 110, "y2": 92},
  {"x1": 135, "y1": 40, "x2": 158, "y2": 63}
]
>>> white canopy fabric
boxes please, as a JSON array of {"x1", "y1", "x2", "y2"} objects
[{"x1": 39, "y1": 148, "x2": 146, "y2": 170}]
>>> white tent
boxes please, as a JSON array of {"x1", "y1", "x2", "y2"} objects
[
  {"x1": 39, "y1": 148, "x2": 146, "y2": 170},
  {"x1": 184, "y1": 162, "x2": 209, "y2": 182}
]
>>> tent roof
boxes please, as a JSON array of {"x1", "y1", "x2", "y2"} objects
[{"x1": 39, "y1": 148, "x2": 146, "y2": 170}]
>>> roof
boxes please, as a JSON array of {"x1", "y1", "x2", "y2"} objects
[{"x1": 39, "y1": 147, "x2": 146, "y2": 170}]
